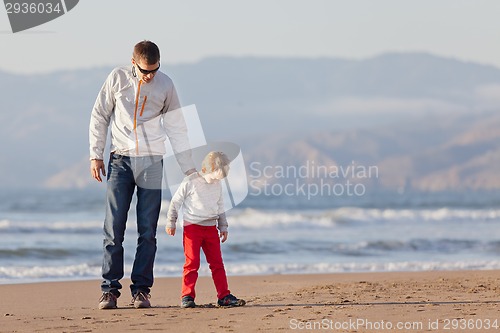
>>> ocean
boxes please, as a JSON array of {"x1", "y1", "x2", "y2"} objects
[{"x1": 1, "y1": 189, "x2": 500, "y2": 284}]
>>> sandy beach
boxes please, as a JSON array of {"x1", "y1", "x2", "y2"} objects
[{"x1": 2, "y1": 270, "x2": 500, "y2": 333}]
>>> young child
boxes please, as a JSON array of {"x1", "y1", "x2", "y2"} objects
[{"x1": 166, "y1": 151, "x2": 245, "y2": 308}]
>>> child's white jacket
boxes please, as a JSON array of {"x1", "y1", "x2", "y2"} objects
[{"x1": 167, "y1": 173, "x2": 228, "y2": 232}]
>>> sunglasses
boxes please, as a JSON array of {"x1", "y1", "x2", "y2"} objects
[{"x1": 135, "y1": 61, "x2": 160, "y2": 75}]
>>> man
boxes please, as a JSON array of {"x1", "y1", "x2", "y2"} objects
[{"x1": 89, "y1": 40, "x2": 195, "y2": 309}]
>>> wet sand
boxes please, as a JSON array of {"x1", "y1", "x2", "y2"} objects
[{"x1": 2, "y1": 270, "x2": 500, "y2": 332}]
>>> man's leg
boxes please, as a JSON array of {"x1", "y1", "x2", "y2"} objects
[
  {"x1": 101, "y1": 154, "x2": 135, "y2": 298},
  {"x1": 130, "y1": 157, "x2": 163, "y2": 297}
]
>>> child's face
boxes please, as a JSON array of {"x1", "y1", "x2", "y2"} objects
[{"x1": 203, "y1": 169, "x2": 226, "y2": 183}]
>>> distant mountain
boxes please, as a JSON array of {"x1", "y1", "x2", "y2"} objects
[
  {"x1": 378, "y1": 112, "x2": 500, "y2": 191},
  {"x1": 242, "y1": 111, "x2": 500, "y2": 192},
  {"x1": 171, "y1": 53, "x2": 500, "y2": 136},
  {"x1": 1, "y1": 53, "x2": 499, "y2": 190}
]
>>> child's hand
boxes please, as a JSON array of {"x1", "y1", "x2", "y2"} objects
[
  {"x1": 219, "y1": 231, "x2": 228, "y2": 243},
  {"x1": 166, "y1": 227, "x2": 176, "y2": 236}
]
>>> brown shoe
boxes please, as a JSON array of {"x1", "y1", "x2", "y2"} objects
[
  {"x1": 98, "y1": 292, "x2": 117, "y2": 309},
  {"x1": 132, "y1": 292, "x2": 151, "y2": 308}
]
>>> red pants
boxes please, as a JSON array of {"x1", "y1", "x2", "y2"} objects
[{"x1": 182, "y1": 224, "x2": 230, "y2": 300}]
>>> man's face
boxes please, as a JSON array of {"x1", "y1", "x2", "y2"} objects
[{"x1": 131, "y1": 58, "x2": 160, "y2": 83}]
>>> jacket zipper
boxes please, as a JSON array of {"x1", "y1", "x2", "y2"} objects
[{"x1": 133, "y1": 80, "x2": 148, "y2": 155}]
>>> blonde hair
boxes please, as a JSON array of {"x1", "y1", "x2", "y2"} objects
[{"x1": 200, "y1": 151, "x2": 230, "y2": 176}]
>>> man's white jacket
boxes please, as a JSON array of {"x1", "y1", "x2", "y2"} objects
[{"x1": 89, "y1": 66, "x2": 195, "y2": 173}]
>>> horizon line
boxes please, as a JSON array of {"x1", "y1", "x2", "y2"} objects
[{"x1": 2, "y1": 51, "x2": 498, "y2": 76}]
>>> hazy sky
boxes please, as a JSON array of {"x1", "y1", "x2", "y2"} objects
[{"x1": 1, "y1": 0, "x2": 500, "y2": 74}]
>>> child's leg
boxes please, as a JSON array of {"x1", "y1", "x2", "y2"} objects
[
  {"x1": 201, "y1": 226, "x2": 230, "y2": 300},
  {"x1": 182, "y1": 224, "x2": 203, "y2": 299}
]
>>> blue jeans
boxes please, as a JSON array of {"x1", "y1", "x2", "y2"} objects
[{"x1": 101, "y1": 153, "x2": 163, "y2": 297}]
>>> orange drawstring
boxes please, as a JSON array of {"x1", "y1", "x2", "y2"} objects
[{"x1": 133, "y1": 80, "x2": 143, "y2": 154}]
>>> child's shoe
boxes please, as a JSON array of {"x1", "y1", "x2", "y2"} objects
[
  {"x1": 217, "y1": 294, "x2": 246, "y2": 307},
  {"x1": 181, "y1": 296, "x2": 196, "y2": 308}
]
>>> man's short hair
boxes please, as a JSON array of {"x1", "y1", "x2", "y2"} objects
[
  {"x1": 201, "y1": 151, "x2": 230, "y2": 176},
  {"x1": 133, "y1": 40, "x2": 160, "y2": 65}
]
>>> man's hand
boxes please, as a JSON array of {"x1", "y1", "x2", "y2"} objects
[
  {"x1": 220, "y1": 231, "x2": 228, "y2": 243},
  {"x1": 90, "y1": 159, "x2": 106, "y2": 182},
  {"x1": 166, "y1": 227, "x2": 176, "y2": 236}
]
